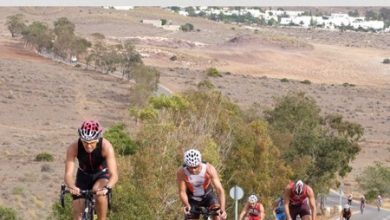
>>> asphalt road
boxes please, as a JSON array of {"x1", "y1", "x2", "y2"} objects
[{"x1": 326, "y1": 190, "x2": 390, "y2": 220}]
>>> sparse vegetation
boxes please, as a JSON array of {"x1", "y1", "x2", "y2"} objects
[
  {"x1": 35, "y1": 152, "x2": 54, "y2": 162},
  {"x1": 280, "y1": 78, "x2": 289, "y2": 82},
  {"x1": 0, "y1": 206, "x2": 17, "y2": 220},
  {"x1": 300, "y1": 79, "x2": 311, "y2": 84},
  {"x1": 206, "y1": 67, "x2": 222, "y2": 77},
  {"x1": 343, "y1": 82, "x2": 356, "y2": 87},
  {"x1": 91, "y1": 32, "x2": 105, "y2": 40},
  {"x1": 383, "y1": 58, "x2": 390, "y2": 64},
  {"x1": 197, "y1": 79, "x2": 215, "y2": 89}
]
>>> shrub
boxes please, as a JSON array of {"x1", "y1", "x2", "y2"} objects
[
  {"x1": 300, "y1": 79, "x2": 311, "y2": 84},
  {"x1": 161, "y1": 19, "x2": 167, "y2": 25},
  {"x1": 197, "y1": 79, "x2": 215, "y2": 89},
  {"x1": 280, "y1": 78, "x2": 289, "y2": 82},
  {"x1": 206, "y1": 67, "x2": 222, "y2": 77},
  {"x1": 35, "y1": 152, "x2": 54, "y2": 161},
  {"x1": 74, "y1": 64, "x2": 81, "y2": 68},
  {"x1": 343, "y1": 82, "x2": 356, "y2": 87},
  {"x1": 91, "y1": 32, "x2": 105, "y2": 39},
  {"x1": 0, "y1": 206, "x2": 17, "y2": 220},
  {"x1": 104, "y1": 123, "x2": 137, "y2": 156},
  {"x1": 180, "y1": 23, "x2": 194, "y2": 32},
  {"x1": 383, "y1": 58, "x2": 390, "y2": 64}
]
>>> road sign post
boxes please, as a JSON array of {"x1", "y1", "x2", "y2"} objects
[{"x1": 229, "y1": 186, "x2": 244, "y2": 220}]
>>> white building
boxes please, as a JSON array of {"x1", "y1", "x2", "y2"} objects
[
  {"x1": 142, "y1": 19, "x2": 162, "y2": 27},
  {"x1": 351, "y1": 20, "x2": 385, "y2": 30},
  {"x1": 292, "y1": 16, "x2": 312, "y2": 28}
]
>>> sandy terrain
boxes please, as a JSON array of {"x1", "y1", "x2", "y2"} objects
[
  {"x1": 0, "y1": 38, "x2": 132, "y2": 219},
  {"x1": 0, "y1": 6, "x2": 389, "y2": 219}
]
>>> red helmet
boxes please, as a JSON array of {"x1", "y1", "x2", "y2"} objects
[{"x1": 78, "y1": 120, "x2": 103, "y2": 142}]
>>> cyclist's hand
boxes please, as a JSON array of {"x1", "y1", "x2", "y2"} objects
[
  {"x1": 69, "y1": 186, "x2": 80, "y2": 196},
  {"x1": 96, "y1": 187, "x2": 109, "y2": 196},
  {"x1": 220, "y1": 209, "x2": 227, "y2": 219},
  {"x1": 184, "y1": 206, "x2": 191, "y2": 215}
]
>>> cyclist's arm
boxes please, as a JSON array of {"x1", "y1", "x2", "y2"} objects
[
  {"x1": 64, "y1": 142, "x2": 77, "y2": 189},
  {"x1": 238, "y1": 203, "x2": 248, "y2": 220},
  {"x1": 283, "y1": 187, "x2": 292, "y2": 220},
  {"x1": 176, "y1": 168, "x2": 190, "y2": 209},
  {"x1": 102, "y1": 138, "x2": 118, "y2": 188},
  {"x1": 260, "y1": 203, "x2": 265, "y2": 220},
  {"x1": 307, "y1": 186, "x2": 317, "y2": 220},
  {"x1": 208, "y1": 164, "x2": 226, "y2": 213}
]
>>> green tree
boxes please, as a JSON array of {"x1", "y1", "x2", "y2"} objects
[
  {"x1": 357, "y1": 163, "x2": 390, "y2": 199},
  {"x1": 6, "y1": 14, "x2": 26, "y2": 37},
  {"x1": 265, "y1": 92, "x2": 363, "y2": 193},
  {"x1": 53, "y1": 17, "x2": 76, "y2": 59},
  {"x1": 22, "y1": 21, "x2": 53, "y2": 52}
]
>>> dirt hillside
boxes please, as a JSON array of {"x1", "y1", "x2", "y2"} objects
[{"x1": 0, "y1": 6, "x2": 389, "y2": 219}]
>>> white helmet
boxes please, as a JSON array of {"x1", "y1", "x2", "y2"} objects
[
  {"x1": 294, "y1": 180, "x2": 305, "y2": 195},
  {"x1": 184, "y1": 149, "x2": 202, "y2": 167},
  {"x1": 248, "y1": 194, "x2": 258, "y2": 203},
  {"x1": 344, "y1": 204, "x2": 350, "y2": 209}
]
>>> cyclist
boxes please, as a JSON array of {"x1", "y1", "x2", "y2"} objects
[
  {"x1": 176, "y1": 149, "x2": 227, "y2": 220},
  {"x1": 340, "y1": 204, "x2": 351, "y2": 220},
  {"x1": 359, "y1": 195, "x2": 365, "y2": 214},
  {"x1": 347, "y1": 193, "x2": 352, "y2": 206},
  {"x1": 283, "y1": 180, "x2": 317, "y2": 220},
  {"x1": 273, "y1": 195, "x2": 286, "y2": 220},
  {"x1": 239, "y1": 194, "x2": 265, "y2": 220},
  {"x1": 64, "y1": 120, "x2": 118, "y2": 220},
  {"x1": 376, "y1": 195, "x2": 383, "y2": 211}
]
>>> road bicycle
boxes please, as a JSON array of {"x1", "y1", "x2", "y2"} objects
[
  {"x1": 60, "y1": 184, "x2": 112, "y2": 220},
  {"x1": 186, "y1": 206, "x2": 221, "y2": 220}
]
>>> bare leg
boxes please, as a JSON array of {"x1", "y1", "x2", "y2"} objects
[
  {"x1": 93, "y1": 178, "x2": 109, "y2": 220},
  {"x1": 72, "y1": 198, "x2": 85, "y2": 220}
]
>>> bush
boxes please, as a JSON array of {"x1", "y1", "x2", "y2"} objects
[
  {"x1": 35, "y1": 152, "x2": 54, "y2": 161},
  {"x1": 383, "y1": 58, "x2": 390, "y2": 64},
  {"x1": 343, "y1": 82, "x2": 355, "y2": 87},
  {"x1": 180, "y1": 23, "x2": 194, "y2": 32},
  {"x1": 206, "y1": 67, "x2": 222, "y2": 77},
  {"x1": 50, "y1": 194, "x2": 72, "y2": 220},
  {"x1": 0, "y1": 206, "x2": 17, "y2": 220},
  {"x1": 104, "y1": 123, "x2": 137, "y2": 156},
  {"x1": 280, "y1": 78, "x2": 289, "y2": 82},
  {"x1": 300, "y1": 79, "x2": 311, "y2": 84},
  {"x1": 91, "y1": 32, "x2": 105, "y2": 39},
  {"x1": 197, "y1": 79, "x2": 215, "y2": 89}
]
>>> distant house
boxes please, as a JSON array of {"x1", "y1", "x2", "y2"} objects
[
  {"x1": 280, "y1": 17, "x2": 293, "y2": 25},
  {"x1": 352, "y1": 20, "x2": 385, "y2": 30},
  {"x1": 142, "y1": 19, "x2": 162, "y2": 27}
]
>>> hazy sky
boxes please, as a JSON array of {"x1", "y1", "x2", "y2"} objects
[{"x1": 0, "y1": 0, "x2": 389, "y2": 6}]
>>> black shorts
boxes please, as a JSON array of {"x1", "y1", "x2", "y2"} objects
[
  {"x1": 185, "y1": 191, "x2": 220, "y2": 219},
  {"x1": 289, "y1": 202, "x2": 311, "y2": 220},
  {"x1": 72, "y1": 169, "x2": 110, "y2": 200}
]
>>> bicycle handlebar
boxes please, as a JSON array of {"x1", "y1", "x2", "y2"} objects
[
  {"x1": 186, "y1": 206, "x2": 221, "y2": 216},
  {"x1": 60, "y1": 184, "x2": 112, "y2": 209}
]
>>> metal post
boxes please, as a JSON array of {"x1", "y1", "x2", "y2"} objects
[
  {"x1": 339, "y1": 180, "x2": 344, "y2": 207},
  {"x1": 234, "y1": 187, "x2": 238, "y2": 220}
]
